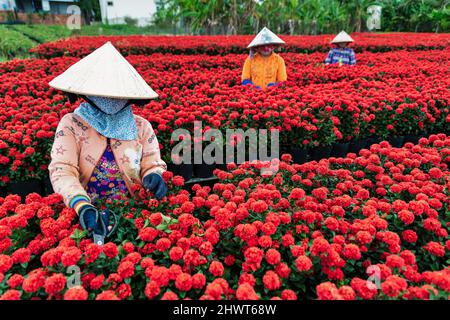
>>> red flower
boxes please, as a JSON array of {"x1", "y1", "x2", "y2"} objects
[
  {"x1": 90, "y1": 275, "x2": 105, "y2": 290},
  {"x1": 289, "y1": 188, "x2": 305, "y2": 200},
  {"x1": 250, "y1": 200, "x2": 268, "y2": 213},
  {"x1": 338, "y1": 286, "x2": 355, "y2": 300},
  {"x1": 161, "y1": 291, "x2": 178, "y2": 300},
  {"x1": 295, "y1": 255, "x2": 313, "y2": 272},
  {"x1": 155, "y1": 238, "x2": 171, "y2": 252},
  {"x1": 145, "y1": 281, "x2": 160, "y2": 299},
  {"x1": 149, "y1": 266, "x2": 170, "y2": 287},
  {"x1": 386, "y1": 255, "x2": 405, "y2": 269},
  {"x1": 103, "y1": 243, "x2": 119, "y2": 258},
  {"x1": 192, "y1": 273, "x2": 206, "y2": 289},
  {"x1": 169, "y1": 246, "x2": 184, "y2": 261},
  {"x1": 22, "y1": 271, "x2": 45, "y2": 293},
  {"x1": 7, "y1": 274, "x2": 23, "y2": 289},
  {"x1": 316, "y1": 282, "x2": 339, "y2": 300},
  {"x1": 402, "y1": 230, "x2": 418, "y2": 243},
  {"x1": 424, "y1": 242, "x2": 445, "y2": 257},
  {"x1": 60, "y1": 247, "x2": 82, "y2": 267},
  {"x1": 84, "y1": 243, "x2": 102, "y2": 264},
  {"x1": 236, "y1": 283, "x2": 259, "y2": 300},
  {"x1": 350, "y1": 278, "x2": 378, "y2": 299},
  {"x1": 281, "y1": 289, "x2": 297, "y2": 300},
  {"x1": 44, "y1": 274, "x2": 66, "y2": 295},
  {"x1": 209, "y1": 261, "x2": 224, "y2": 277},
  {"x1": 116, "y1": 283, "x2": 132, "y2": 299},
  {"x1": 139, "y1": 227, "x2": 159, "y2": 242},
  {"x1": 175, "y1": 273, "x2": 192, "y2": 292},
  {"x1": 398, "y1": 210, "x2": 415, "y2": 225},
  {"x1": 64, "y1": 286, "x2": 88, "y2": 300},
  {"x1": 343, "y1": 244, "x2": 361, "y2": 260},
  {"x1": 265, "y1": 249, "x2": 281, "y2": 265},
  {"x1": 122, "y1": 242, "x2": 135, "y2": 253},
  {"x1": 96, "y1": 290, "x2": 120, "y2": 300},
  {"x1": 262, "y1": 271, "x2": 281, "y2": 291},
  {"x1": 0, "y1": 290, "x2": 21, "y2": 300},
  {"x1": 11, "y1": 248, "x2": 31, "y2": 264},
  {"x1": 118, "y1": 261, "x2": 135, "y2": 279},
  {"x1": 0, "y1": 255, "x2": 13, "y2": 273},
  {"x1": 381, "y1": 275, "x2": 408, "y2": 298}
]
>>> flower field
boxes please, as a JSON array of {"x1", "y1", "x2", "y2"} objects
[
  {"x1": 0, "y1": 34, "x2": 449, "y2": 300},
  {"x1": 32, "y1": 33, "x2": 450, "y2": 58}
]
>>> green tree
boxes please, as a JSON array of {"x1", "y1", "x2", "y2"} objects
[
  {"x1": 75, "y1": 0, "x2": 101, "y2": 25},
  {"x1": 152, "y1": 0, "x2": 450, "y2": 34}
]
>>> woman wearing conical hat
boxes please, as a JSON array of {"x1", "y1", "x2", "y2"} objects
[
  {"x1": 325, "y1": 31, "x2": 356, "y2": 66},
  {"x1": 241, "y1": 27, "x2": 287, "y2": 90},
  {"x1": 48, "y1": 42, "x2": 167, "y2": 245}
]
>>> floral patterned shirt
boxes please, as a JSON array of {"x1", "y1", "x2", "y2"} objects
[{"x1": 86, "y1": 138, "x2": 130, "y2": 202}]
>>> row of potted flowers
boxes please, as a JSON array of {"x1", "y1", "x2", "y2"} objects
[
  {"x1": 0, "y1": 134, "x2": 449, "y2": 300},
  {"x1": 1, "y1": 49, "x2": 449, "y2": 186},
  {"x1": 31, "y1": 33, "x2": 450, "y2": 58}
]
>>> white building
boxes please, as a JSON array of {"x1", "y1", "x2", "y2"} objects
[{"x1": 99, "y1": 0, "x2": 157, "y2": 26}]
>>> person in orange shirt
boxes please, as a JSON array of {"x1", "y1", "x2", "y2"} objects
[{"x1": 241, "y1": 27, "x2": 287, "y2": 90}]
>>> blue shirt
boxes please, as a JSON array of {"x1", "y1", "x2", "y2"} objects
[{"x1": 325, "y1": 48, "x2": 356, "y2": 65}]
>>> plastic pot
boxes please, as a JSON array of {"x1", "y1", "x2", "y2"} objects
[
  {"x1": 7, "y1": 178, "x2": 45, "y2": 201},
  {"x1": 290, "y1": 146, "x2": 308, "y2": 164},
  {"x1": 309, "y1": 145, "x2": 332, "y2": 161},
  {"x1": 388, "y1": 136, "x2": 404, "y2": 148},
  {"x1": 167, "y1": 163, "x2": 194, "y2": 181},
  {"x1": 403, "y1": 135, "x2": 420, "y2": 145},
  {"x1": 348, "y1": 139, "x2": 366, "y2": 154},
  {"x1": 194, "y1": 163, "x2": 216, "y2": 179},
  {"x1": 331, "y1": 142, "x2": 349, "y2": 158},
  {"x1": 43, "y1": 176, "x2": 54, "y2": 195}
]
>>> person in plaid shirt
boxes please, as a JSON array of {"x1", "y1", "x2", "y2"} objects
[{"x1": 325, "y1": 31, "x2": 357, "y2": 66}]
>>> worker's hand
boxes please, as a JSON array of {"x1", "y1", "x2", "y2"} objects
[
  {"x1": 242, "y1": 79, "x2": 254, "y2": 86},
  {"x1": 79, "y1": 204, "x2": 111, "y2": 234},
  {"x1": 267, "y1": 82, "x2": 278, "y2": 87},
  {"x1": 143, "y1": 173, "x2": 168, "y2": 200}
]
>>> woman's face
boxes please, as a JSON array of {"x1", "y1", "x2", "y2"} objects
[
  {"x1": 337, "y1": 42, "x2": 348, "y2": 48},
  {"x1": 256, "y1": 44, "x2": 275, "y2": 56}
]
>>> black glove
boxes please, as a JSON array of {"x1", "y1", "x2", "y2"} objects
[
  {"x1": 79, "y1": 204, "x2": 110, "y2": 235},
  {"x1": 143, "y1": 173, "x2": 168, "y2": 200}
]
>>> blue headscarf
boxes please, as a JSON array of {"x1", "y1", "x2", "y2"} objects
[{"x1": 74, "y1": 96, "x2": 138, "y2": 141}]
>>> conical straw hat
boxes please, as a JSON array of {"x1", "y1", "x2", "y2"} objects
[
  {"x1": 247, "y1": 27, "x2": 286, "y2": 48},
  {"x1": 331, "y1": 31, "x2": 354, "y2": 44},
  {"x1": 49, "y1": 42, "x2": 158, "y2": 99}
]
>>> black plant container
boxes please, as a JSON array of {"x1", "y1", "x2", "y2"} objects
[
  {"x1": 0, "y1": 185, "x2": 7, "y2": 198},
  {"x1": 280, "y1": 144, "x2": 291, "y2": 156},
  {"x1": 348, "y1": 139, "x2": 366, "y2": 154},
  {"x1": 388, "y1": 136, "x2": 404, "y2": 148},
  {"x1": 194, "y1": 163, "x2": 216, "y2": 179},
  {"x1": 290, "y1": 146, "x2": 308, "y2": 164},
  {"x1": 403, "y1": 135, "x2": 420, "y2": 145},
  {"x1": 309, "y1": 145, "x2": 332, "y2": 161},
  {"x1": 167, "y1": 163, "x2": 194, "y2": 181},
  {"x1": 43, "y1": 176, "x2": 54, "y2": 195},
  {"x1": 367, "y1": 136, "x2": 381, "y2": 146},
  {"x1": 7, "y1": 178, "x2": 45, "y2": 201},
  {"x1": 331, "y1": 142, "x2": 349, "y2": 158}
]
